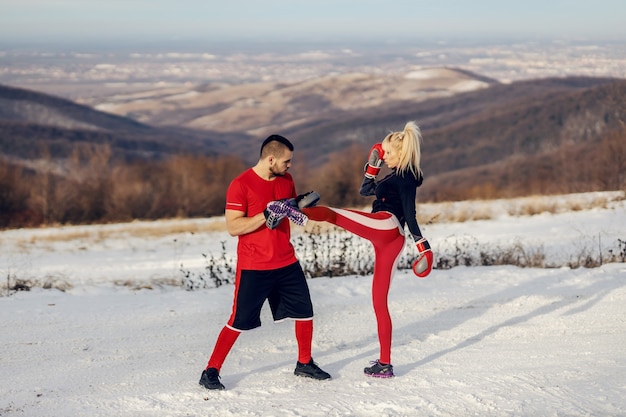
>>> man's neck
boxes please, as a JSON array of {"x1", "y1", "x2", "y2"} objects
[{"x1": 252, "y1": 163, "x2": 275, "y2": 181}]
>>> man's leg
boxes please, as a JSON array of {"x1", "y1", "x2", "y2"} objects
[
  {"x1": 200, "y1": 268, "x2": 270, "y2": 390},
  {"x1": 200, "y1": 326, "x2": 240, "y2": 390},
  {"x1": 295, "y1": 319, "x2": 313, "y2": 364},
  {"x1": 293, "y1": 318, "x2": 331, "y2": 380},
  {"x1": 207, "y1": 326, "x2": 241, "y2": 372},
  {"x1": 267, "y1": 262, "x2": 330, "y2": 380}
]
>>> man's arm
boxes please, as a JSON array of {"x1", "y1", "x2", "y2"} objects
[{"x1": 225, "y1": 209, "x2": 266, "y2": 236}]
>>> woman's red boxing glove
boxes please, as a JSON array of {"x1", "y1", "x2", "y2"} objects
[
  {"x1": 364, "y1": 143, "x2": 385, "y2": 179},
  {"x1": 412, "y1": 237, "x2": 433, "y2": 278}
]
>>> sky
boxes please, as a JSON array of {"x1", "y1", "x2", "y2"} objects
[{"x1": 1, "y1": 0, "x2": 626, "y2": 46}]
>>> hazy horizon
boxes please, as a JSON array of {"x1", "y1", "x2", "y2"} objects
[
  {"x1": 1, "y1": 36, "x2": 625, "y2": 104},
  {"x1": 2, "y1": 0, "x2": 626, "y2": 46}
]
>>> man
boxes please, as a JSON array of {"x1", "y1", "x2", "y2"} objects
[{"x1": 199, "y1": 134, "x2": 331, "y2": 391}]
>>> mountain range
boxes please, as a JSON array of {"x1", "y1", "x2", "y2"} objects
[{"x1": 1, "y1": 68, "x2": 625, "y2": 201}]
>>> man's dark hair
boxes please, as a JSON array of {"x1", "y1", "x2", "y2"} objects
[{"x1": 260, "y1": 134, "x2": 294, "y2": 157}]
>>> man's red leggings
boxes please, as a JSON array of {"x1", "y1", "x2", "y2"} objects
[{"x1": 303, "y1": 206, "x2": 406, "y2": 364}]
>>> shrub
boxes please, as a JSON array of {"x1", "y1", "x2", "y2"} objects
[{"x1": 179, "y1": 227, "x2": 626, "y2": 290}]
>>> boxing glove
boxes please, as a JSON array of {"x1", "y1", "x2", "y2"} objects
[
  {"x1": 412, "y1": 237, "x2": 433, "y2": 278},
  {"x1": 364, "y1": 143, "x2": 385, "y2": 179}
]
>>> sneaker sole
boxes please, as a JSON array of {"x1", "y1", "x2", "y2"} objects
[
  {"x1": 294, "y1": 371, "x2": 332, "y2": 380},
  {"x1": 200, "y1": 383, "x2": 225, "y2": 390},
  {"x1": 364, "y1": 373, "x2": 394, "y2": 378}
]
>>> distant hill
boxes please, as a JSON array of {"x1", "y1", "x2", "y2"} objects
[
  {"x1": 85, "y1": 67, "x2": 498, "y2": 138},
  {"x1": 1, "y1": 74, "x2": 625, "y2": 201},
  {"x1": 0, "y1": 83, "x2": 149, "y2": 132},
  {"x1": 0, "y1": 84, "x2": 250, "y2": 164},
  {"x1": 277, "y1": 76, "x2": 626, "y2": 199},
  {"x1": 279, "y1": 76, "x2": 622, "y2": 162}
]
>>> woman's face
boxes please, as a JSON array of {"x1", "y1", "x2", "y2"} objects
[{"x1": 383, "y1": 141, "x2": 400, "y2": 169}]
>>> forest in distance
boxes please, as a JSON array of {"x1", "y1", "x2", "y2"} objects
[
  {"x1": 1, "y1": 75, "x2": 626, "y2": 229},
  {"x1": 1, "y1": 123, "x2": 625, "y2": 230}
]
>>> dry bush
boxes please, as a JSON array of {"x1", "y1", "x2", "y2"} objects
[
  {"x1": 106, "y1": 161, "x2": 162, "y2": 221},
  {"x1": 2, "y1": 274, "x2": 73, "y2": 295},
  {"x1": 420, "y1": 123, "x2": 626, "y2": 203},
  {"x1": 513, "y1": 198, "x2": 559, "y2": 217},
  {"x1": 108, "y1": 154, "x2": 245, "y2": 221},
  {"x1": 0, "y1": 160, "x2": 32, "y2": 227},
  {"x1": 1, "y1": 145, "x2": 247, "y2": 228},
  {"x1": 307, "y1": 143, "x2": 371, "y2": 208},
  {"x1": 596, "y1": 128, "x2": 626, "y2": 191},
  {"x1": 444, "y1": 203, "x2": 494, "y2": 223},
  {"x1": 416, "y1": 200, "x2": 496, "y2": 224},
  {"x1": 181, "y1": 228, "x2": 626, "y2": 290},
  {"x1": 507, "y1": 193, "x2": 615, "y2": 217},
  {"x1": 2, "y1": 122, "x2": 624, "y2": 230},
  {"x1": 412, "y1": 191, "x2": 622, "y2": 224},
  {"x1": 113, "y1": 277, "x2": 183, "y2": 290}
]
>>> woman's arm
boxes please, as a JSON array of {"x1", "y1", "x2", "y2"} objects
[
  {"x1": 359, "y1": 177, "x2": 377, "y2": 196},
  {"x1": 400, "y1": 176, "x2": 423, "y2": 239}
]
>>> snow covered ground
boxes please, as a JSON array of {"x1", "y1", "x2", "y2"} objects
[{"x1": 1, "y1": 192, "x2": 625, "y2": 417}]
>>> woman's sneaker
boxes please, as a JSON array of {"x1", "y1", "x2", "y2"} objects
[
  {"x1": 266, "y1": 200, "x2": 309, "y2": 226},
  {"x1": 364, "y1": 360, "x2": 394, "y2": 378}
]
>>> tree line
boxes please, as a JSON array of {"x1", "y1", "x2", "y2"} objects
[
  {"x1": 1, "y1": 126, "x2": 625, "y2": 229},
  {"x1": 0, "y1": 142, "x2": 373, "y2": 229}
]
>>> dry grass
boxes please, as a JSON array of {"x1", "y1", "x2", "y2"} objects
[
  {"x1": 113, "y1": 277, "x2": 184, "y2": 290},
  {"x1": 4, "y1": 191, "x2": 623, "y2": 250},
  {"x1": 3, "y1": 191, "x2": 624, "y2": 294},
  {"x1": 417, "y1": 191, "x2": 624, "y2": 224},
  {"x1": 10, "y1": 217, "x2": 227, "y2": 248},
  {"x1": 5, "y1": 274, "x2": 74, "y2": 294},
  {"x1": 507, "y1": 195, "x2": 611, "y2": 217}
]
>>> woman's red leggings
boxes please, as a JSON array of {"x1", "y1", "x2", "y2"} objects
[{"x1": 303, "y1": 206, "x2": 406, "y2": 364}]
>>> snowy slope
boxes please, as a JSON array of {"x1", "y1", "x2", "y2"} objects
[{"x1": 1, "y1": 193, "x2": 625, "y2": 417}]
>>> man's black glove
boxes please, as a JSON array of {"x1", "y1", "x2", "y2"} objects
[{"x1": 293, "y1": 191, "x2": 320, "y2": 209}]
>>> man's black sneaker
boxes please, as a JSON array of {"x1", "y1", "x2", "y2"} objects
[
  {"x1": 294, "y1": 359, "x2": 331, "y2": 380},
  {"x1": 199, "y1": 367, "x2": 225, "y2": 390},
  {"x1": 364, "y1": 360, "x2": 394, "y2": 378}
]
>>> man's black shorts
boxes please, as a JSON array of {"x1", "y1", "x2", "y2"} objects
[{"x1": 227, "y1": 261, "x2": 313, "y2": 331}]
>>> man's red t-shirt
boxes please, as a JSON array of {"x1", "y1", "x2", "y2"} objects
[{"x1": 225, "y1": 168, "x2": 298, "y2": 270}]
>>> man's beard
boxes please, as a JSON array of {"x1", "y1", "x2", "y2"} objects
[{"x1": 269, "y1": 166, "x2": 286, "y2": 177}]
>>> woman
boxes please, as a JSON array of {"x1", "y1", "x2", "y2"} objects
[{"x1": 301, "y1": 121, "x2": 433, "y2": 378}]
